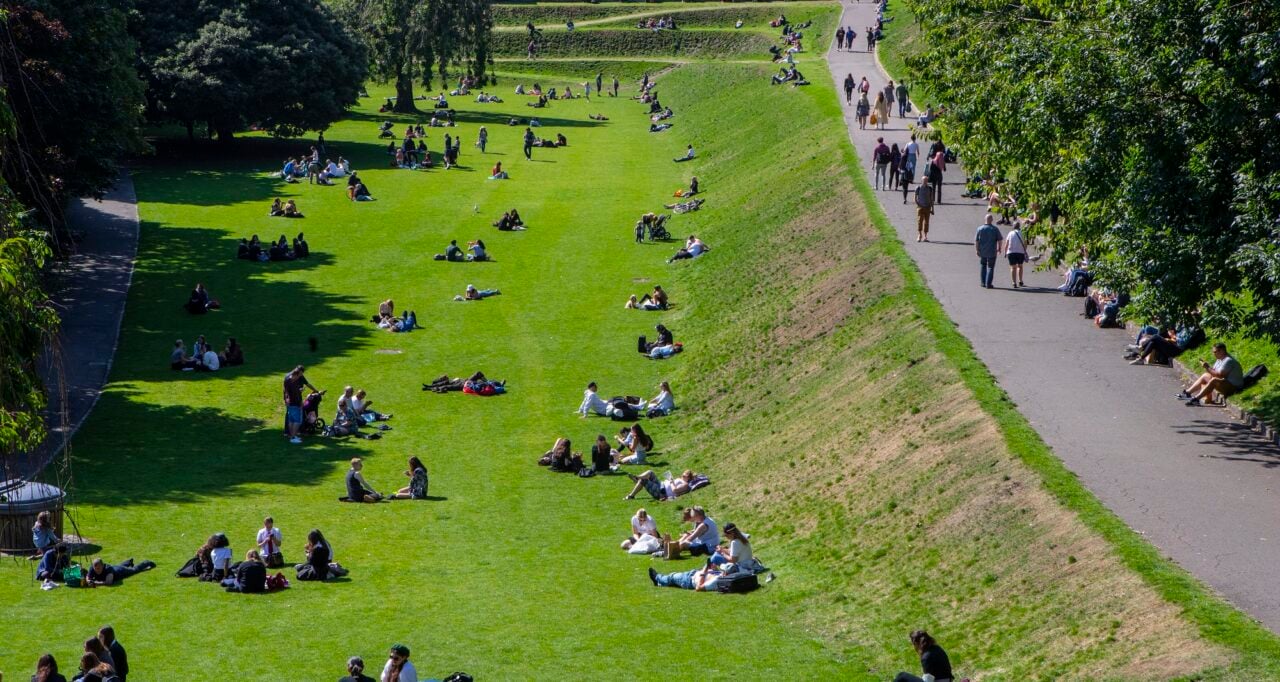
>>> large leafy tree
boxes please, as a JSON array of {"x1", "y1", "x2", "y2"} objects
[
  {"x1": 904, "y1": 0, "x2": 1280, "y2": 333},
  {"x1": 0, "y1": 0, "x2": 144, "y2": 227},
  {"x1": 333, "y1": 0, "x2": 493, "y2": 113},
  {"x1": 134, "y1": 0, "x2": 367, "y2": 139}
]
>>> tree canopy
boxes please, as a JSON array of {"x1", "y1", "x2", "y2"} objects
[
  {"x1": 903, "y1": 0, "x2": 1280, "y2": 334},
  {"x1": 333, "y1": 0, "x2": 493, "y2": 113},
  {"x1": 134, "y1": 0, "x2": 368, "y2": 139}
]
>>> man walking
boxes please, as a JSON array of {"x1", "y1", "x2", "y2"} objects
[
  {"x1": 975, "y1": 214, "x2": 1003, "y2": 289},
  {"x1": 884, "y1": 80, "x2": 896, "y2": 115},
  {"x1": 836, "y1": 26, "x2": 846, "y2": 51},
  {"x1": 523, "y1": 127, "x2": 535, "y2": 160},
  {"x1": 844, "y1": 73, "x2": 855, "y2": 104},
  {"x1": 915, "y1": 176, "x2": 934, "y2": 241},
  {"x1": 896, "y1": 81, "x2": 910, "y2": 117},
  {"x1": 596, "y1": 72, "x2": 603, "y2": 96},
  {"x1": 612, "y1": 75, "x2": 619, "y2": 97},
  {"x1": 872, "y1": 137, "x2": 891, "y2": 190}
]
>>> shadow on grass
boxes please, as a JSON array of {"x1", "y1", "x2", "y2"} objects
[
  {"x1": 343, "y1": 108, "x2": 606, "y2": 130},
  {"x1": 116, "y1": 222, "x2": 365, "y2": 382},
  {"x1": 70, "y1": 390, "x2": 361, "y2": 506}
]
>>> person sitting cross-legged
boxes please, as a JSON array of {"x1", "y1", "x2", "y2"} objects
[
  {"x1": 344, "y1": 457, "x2": 383, "y2": 502},
  {"x1": 223, "y1": 549, "x2": 267, "y2": 593},
  {"x1": 1181, "y1": 342, "x2": 1245, "y2": 406}
]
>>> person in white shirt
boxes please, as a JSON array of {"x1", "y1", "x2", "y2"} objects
[
  {"x1": 325, "y1": 160, "x2": 345, "y2": 178},
  {"x1": 1002, "y1": 221, "x2": 1028, "y2": 288},
  {"x1": 646, "y1": 381, "x2": 675, "y2": 416},
  {"x1": 382, "y1": 644, "x2": 418, "y2": 682},
  {"x1": 210, "y1": 535, "x2": 233, "y2": 579},
  {"x1": 577, "y1": 381, "x2": 608, "y2": 417},
  {"x1": 622, "y1": 508, "x2": 660, "y2": 549},
  {"x1": 199, "y1": 348, "x2": 220, "y2": 371},
  {"x1": 712, "y1": 522, "x2": 753, "y2": 570},
  {"x1": 256, "y1": 516, "x2": 283, "y2": 567}
]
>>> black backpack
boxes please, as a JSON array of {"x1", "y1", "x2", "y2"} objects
[
  {"x1": 610, "y1": 399, "x2": 639, "y2": 421},
  {"x1": 1066, "y1": 274, "x2": 1092, "y2": 297},
  {"x1": 717, "y1": 572, "x2": 759, "y2": 594},
  {"x1": 444, "y1": 674, "x2": 473, "y2": 682},
  {"x1": 637, "y1": 335, "x2": 648, "y2": 353},
  {"x1": 1083, "y1": 297, "x2": 1099, "y2": 318},
  {"x1": 1243, "y1": 364, "x2": 1269, "y2": 389}
]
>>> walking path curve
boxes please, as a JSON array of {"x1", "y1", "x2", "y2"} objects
[
  {"x1": 826, "y1": 1, "x2": 1280, "y2": 632},
  {"x1": 11, "y1": 175, "x2": 139, "y2": 483}
]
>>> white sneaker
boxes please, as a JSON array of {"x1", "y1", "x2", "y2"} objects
[{"x1": 289, "y1": 437, "x2": 302, "y2": 444}]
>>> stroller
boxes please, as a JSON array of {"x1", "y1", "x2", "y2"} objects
[
  {"x1": 648, "y1": 214, "x2": 672, "y2": 241},
  {"x1": 299, "y1": 391, "x2": 327, "y2": 436},
  {"x1": 378, "y1": 121, "x2": 395, "y2": 139}
]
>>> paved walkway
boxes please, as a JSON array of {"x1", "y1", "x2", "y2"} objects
[
  {"x1": 9, "y1": 175, "x2": 139, "y2": 482},
  {"x1": 826, "y1": 2, "x2": 1280, "y2": 632}
]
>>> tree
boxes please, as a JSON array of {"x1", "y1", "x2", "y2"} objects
[
  {"x1": 902, "y1": 0, "x2": 1280, "y2": 333},
  {"x1": 0, "y1": 0, "x2": 145, "y2": 228},
  {"x1": 134, "y1": 0, "x2": 367, "y2": 139},
  {"x1": 334, "y1": 0, "x2": 493, "y2": 113}
]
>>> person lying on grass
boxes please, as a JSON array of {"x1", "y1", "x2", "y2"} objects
[
  {"x1": 345, "y1": 457, "x2": 383, "y2": 502},
  {"x1": 458, "y1": 284, "x2": 500, "y2": 301},
  {"x1": 222, "y1": 549, "x2": 266, "y2": 593},
  {"x1": 378, "y1": 310, "x2": 417, "y2": 332},
  {"x1": 463, "y1": 372, "x2": 507, "y2": 395},
  {"x1": 647, "y1": 563, "x2": 725, "y2": 591},
  {"x1": 390, "y1": 456, "x2": 429, "y2": 500},
  {"x1": 649, "y1": 123, "x2": 672, "y2": 133},
  {"x1": 621, "y1": 508, "x2": 660, "y2": 550},
  {"x1": 626, "y1": 285, "x2": 668, "y2": 311},
  {"x1": 651, "y1": 107, "x2": 674, "y2": 122},
  {"x1": 668, "y1": 235, "x2": 709, "y2": 262},
  {"x1": 624, "y1": 469, "x2": 706, "y2": 501},
  {"x1": 673, "y1": 144, "x2": 695, "y2": 162}
]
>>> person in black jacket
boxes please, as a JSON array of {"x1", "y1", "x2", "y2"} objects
[
  {"x1": 894, "y1": 630, "x2": 954, "y2": 682},
  {"x1": 97, "y1": 627, "x2": 127, "y2": 682},
  {"x1": 295, "y1": 529, "x2": 332, "y2": 581},
  {"x1": 225, "y1": 550, "x2": 267, "y2": 593},
  {"x1": 32, "y1": 652, "x2": 68, "y2": 682}
]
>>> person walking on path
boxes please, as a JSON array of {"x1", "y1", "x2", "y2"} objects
[
  {"x1": 845, "y1": 25, "x2": 855, "y2": 50},
  {"x1": 612, "y1": 76, "x2": 619, "y2": 97},
  {"x1": 872, "y1": 137, "x2": 891, "y2": 189},
  {"x1": 836, "y1": 26, "x2": 846, "y2": 51},
  {"x1": 859, "y1": 76, "x2": 870, "y2": 96},
  {"x1": 914, "y1": 176, "x2": 934, "y2": 241},
  {"x1": 896, "y1": 81, "x2": 910, "y2": 117},
  {"x1": 902, "y1": 134, "x2": 919, "y2": 202},
  {"x1": 884, "y1": 81, "x2": 896, "y2": 116},
  {"x1": 873, "y1": 92, "x2": 890, "y2": 130},
  {"x1": 929, "y1": 149, "x2": 946, "y2": 204},
  {"x1": 856, "y1": 93, "x2": 870, "y2": 129},
  {"x1": 1003, "y1": 221, "x2": 1028, "y2": 287},
  {"x1": 523, "y1": 127, "x2": 535, "y2": 160},
  {"x1": 596, "y1": 73, "x2": 603, "y2": 96},
  {"x1": 866, "y1": 26, "x2": 875, "y2": 52},
  {"x1": 975, "y1": 214, "x2": 1004, "y2": 289},
  {"x1": 844, "y1": 73, "x2": 856, "y2": 104}
]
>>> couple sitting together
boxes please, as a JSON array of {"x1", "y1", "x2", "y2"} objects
[
  {"x1": 332, "y1": 385, "x2": 393, "y2": 436},
  {"x1": 494, "y1": 209, "x2": 525, "y2": 231},
  {"x1": 268, "y1": 199, "x2": 303, "y2": 218},
  {"x1": 640, "y1": 324, "x2": 682, "y2": 359},
  {"x1": 344, "y1": 456, "x2": 428, "y2": 503},
  {"x1": 625, "y1": 285, "x2": 669, "y2": 310},
  {"x1": 373, "y1": 299, "x2": 417, "y2": 333},
  {"x1": 438, "y1": 239, "x2": 488, "y2": 262},
  {"x1": 577, "y1": 381, "x2": 676, "y2": 420}
]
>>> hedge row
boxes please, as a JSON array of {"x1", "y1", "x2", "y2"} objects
[
  {"x1": 492, "y1": 28, "x2": 777, "y2": 58},
  {"x1": 490, "y1": 59, "x2": 675, "y2": 82},
  {"x1": 494, "y1": 4, "x2": 653, "y2": 25},
  {"x1": 587, "y1": 6, "x2": 830, "y2": 29},
  {"x1": 494, "y1": 2, "x2": 829, "y2": 27}
]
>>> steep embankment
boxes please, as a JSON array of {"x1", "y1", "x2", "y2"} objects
[{"x1": 655, "y1": 62, "x2": 1234, "y2": 679}]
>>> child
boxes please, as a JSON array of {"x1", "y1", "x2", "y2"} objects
[{"x1": 257, "y1": 516, "x2": 284, "y2": 568}]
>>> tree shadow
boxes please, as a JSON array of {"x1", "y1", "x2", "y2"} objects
[
  {"x1": 1175, "y1": 418, "x2": 1280, "y2": 469},
  {"x1": 69, "y1": 390, "x2": 363, "y2": 506},
  {"x1": 111, "y1": 221, "x2": 365, "y2": 382},
  {"x1": 343, "y1": 108, "x2": 606, "y2": 129}
]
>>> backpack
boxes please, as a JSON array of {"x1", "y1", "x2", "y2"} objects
[
  {"x1": 444, "y1": 674, "x2": 474, "y2": 682},
  {"x1": 1244, "y1": 364, "x2": 1269, "y2": 389},
  {"x1": 1083, "y1": 297, "x2": 1099, "y2": 318},
  {"x1": 577, "y1": 466, "x2": 596, "y2": 478},
  {"x1": 717, "y1": 572, "x2": 759, "y2": 594},
  {"x1": 610, "y1": 399, "x2": 639, "y2": 421},
  {"x1": 62, "y1": 564, "x2": 84, "y2": 586},
  {"x1": 876, "y1": 148, "x2": 891, "y2": 164},
  {"x1": 637, "y1": 335, "x2": 647, "y2": 353}
]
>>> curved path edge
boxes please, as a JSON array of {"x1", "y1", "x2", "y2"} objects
[
  {"x1": 11, "y1": 173, "x2": 139, "y2": 483},
  {"x1": 825, "y1": 1, "x2": 1280, "y2": 632}
]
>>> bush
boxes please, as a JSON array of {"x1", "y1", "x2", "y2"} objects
[{"x1": 493, "y1": 28, "x2": 776, "y2": 58}]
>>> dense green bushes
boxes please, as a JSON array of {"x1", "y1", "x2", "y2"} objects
[{"x1": 493, "y1": 27, "x2": 775, "y2": 57}]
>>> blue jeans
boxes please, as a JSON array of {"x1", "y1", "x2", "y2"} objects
[
  {"x1": 1135, "y1": 325, "x2": 1159, "y2": 344},
  {"x1": 979, "y1": 256, "x2": 996, "y2": 286},
  {"x1": 898, "y1": 99, "x2": 907, "y2": 117},
  {"x1": 655, "y1": 569, "x2": 697, "y2": 589}
]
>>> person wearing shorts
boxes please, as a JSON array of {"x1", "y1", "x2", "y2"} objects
[
  {"x1": 1004, "y1": 222, "x2": 1028, "y2": 288},
  {"x1": 283, "y1": 365, "x2": 317, "y2": 444}
]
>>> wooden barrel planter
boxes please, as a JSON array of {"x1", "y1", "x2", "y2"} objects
[{"x1": 0, "y1": 479, "x2": 66, "y2": 553}]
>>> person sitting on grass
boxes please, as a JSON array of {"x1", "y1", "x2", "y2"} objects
[
  {"x1": 460, "y1": 284, "x2": 501, "y2": 300},
  {"x1": 209, "y1": 532, "x2": 234, "y2": 581},
  {"x1": 615, "y1": 423, "x2": 654, "y2": 465},
  {"x1": 543, "y1": 437, "x2": 580, "y2": 472},
  {"x1": 636, "y1": 285, "x2": 668, "y2": 310},
  {"x1": 295, "y1": 529, "x2": 332, "y2": 581},
  {"x1": 36, "y1": 542, "x2": 70, "y2": 581},
  {"x1": 270, "y1": 198, "x2": 285, "y2": 216},
  {"x1": 257, "y1": 516, "x2": 284, "y2": 567},
  {"x1": 185, "y1": 283, "x2": 219, "y2": 314},
  {"x1": 170, "y1": 340, "x2": 197, "y2": 370},
  {"x1": 1128, "y1": 324, "x2": 1202, "y2": 366},
  {"x1": 467, "y1": 239, "x2": 488, "y2": 261},
  {"x1": 85, "y1": 556, "x2": 157, "y2": 586},
  {"x1": 31, "y1": 653, "x2": 65, "y2": 682},
  {"x1": 1180, "y1": 342, "x2": 1245, "y2": 406},
  {"x1": 339, "y1": 656, "x2": 375, "y2": 682},
  {"x1": 709, "y1": 523, "x2": 752, "y2": 570},
  {"x1": 292, "y1": 233, "x2": 310, "y2": 258},
  {"x1": 223, "y1": 549, "x2": 267, "y2": 593},
  {"x1": 282, "y1": 200, "x2": 303, "y2": 218},
  {"x1": 345, "y1": 457, "x2": 383, "y2": 502},
  {"x1": 673, "y1": 144, "x2": 695, "y2": 162},
  {"x1": 390, "y1": 456, "x2": 429, "y2": 500},
  {"x1": 196, "y1": 342, "x2": 220, "y2": 372},
  {"x1": 32, "y1": 510, "x2": 60, "y2": 554},
  {"x1": 494, "y1": 211, "x2": 519, "y2": 231},
  {"x1": 73, "y1": 651, "x2": 117, "y2": 682},
  {"x1": 624, "y1": 469, "x2": 704, "y2": 501},
  {"x1": 282, "y1": 158, "x2": 300, "y2": 183},
  {"x1": 674, "y1": 505, "x2": 719, "y2": 556},
  {"x1": 326, "y1": 159, "x2": 346, "y2": 178},
  {"x1": 646, "y1": 381, "x2": 675, "y2": 416},
  {"x1": 668, "y1": 235, "x2": 709, "y2": 262},
  {"x1": 590, "y1": 434, "x2": 615, "y2": 473},
  {"x1": 647, "y1": 563, "x2": 724, "y2": 591},
  {"x1": 382, "y1": 644, "x2": 417, "y2": 682},
  {"x1": 578, "y1": 381, "x2": 608, "y2": 417},
  {"x1": 642, "y1": 324, "x2": 674, "y2": 353},
  {"x1": 351, "y1": 181, "x2": 374, "y2": 201},
  {"x1": 352, "y1": 389, "x2": 392, "y2": 423},
  {"x1": 268, "y1": 235, "x2": 294, "y2": 261},
  {"x1": 443, "y1": 239, "x2": 465, "y2": 262},
  {"x1": 893, "y1": 630, "x2": 954, "y2": 682},
  {"x1": 621, "y1": 507, "x2": 660, "y2": 550},
  {"x1": 489, "y1": 161, "x2": 509, "y2": 180}
]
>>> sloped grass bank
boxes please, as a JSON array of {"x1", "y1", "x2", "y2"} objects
[{"x1": 493, "y1": 27, "x2": 778, "y2": 58}]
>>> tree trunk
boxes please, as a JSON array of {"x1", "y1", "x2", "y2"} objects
[
  {"x1": 393, "y1": 71, "x2": 418, "y2": 113},
  {"x1": 185, "y1": 120, "x2": 195, "y2": 142}
]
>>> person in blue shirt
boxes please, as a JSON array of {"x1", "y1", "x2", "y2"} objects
[
  {"x1": 32, "y1": 510, "x2": 59, "y2": 554},
  {"x1": 37, "y1": 543, "x2": 70, "y2": 581}
]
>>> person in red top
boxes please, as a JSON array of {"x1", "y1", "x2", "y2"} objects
[{"x1": 283, "y1": 365, "x2": 318, "y2": 444}]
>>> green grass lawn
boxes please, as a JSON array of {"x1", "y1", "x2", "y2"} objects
[{"x1": 5, "y1": 7, "x2": 1280, "y2": 678}]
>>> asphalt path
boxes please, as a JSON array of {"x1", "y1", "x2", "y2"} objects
[{"x1": 824, "y1": 0, "x2": 1280, "y2": 632}]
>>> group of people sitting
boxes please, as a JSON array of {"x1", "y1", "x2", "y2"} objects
[
  {"x1": 577, "y1": 381, "x2": 675, "y2": 420},
  {"x1": 28, "y1": 626, "x2": 130, "y2": 682},
  {"x1": 437, "y1": 239, "x2": 488, "y2": 262},
  {"x1": 474, "y1": 91, "x2": 504, "y2": 103},
  {"x1": 636, "y1": 15, "x2": 679, "y2": 30},
  {"x1": 169, "y1": 336, "x2": 243, "y2": 371},
  {"x1": 625, "y1": 285, "x2": 670, "y2": 311},
  {"x1": 770, "y1": 66, "x2": 809, "y2": 86},
  {"x1": 493, "y1": 209, "x2": 526, "y2": 231},
  {"x1": 332, "y1": 385, "x2": 394, "y2": 437},
  {"x1": 373, "y1": 299, "x2": 417, "y2": 333},
  {"x1": 644, "y1": 509, "x2": 767, "y2": 590},
  {"x1": 540, "y1": 421, "x2": 658, "y2": 475},
  {"x1": 421, "y1": 371, "x2": 506, "y2": 395},
  {"x1": 179, "y1": 524, "x2": 346, "y2": 587},
  {"x1": 346, "y1": 171, "x2": 375, "y2": 201},
  {"x1": 343, "y1": 456, "x2": 429, "y2": 503},
  {"x1": 236, "y1": 233, "x2": 310, "y2": 262}
]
